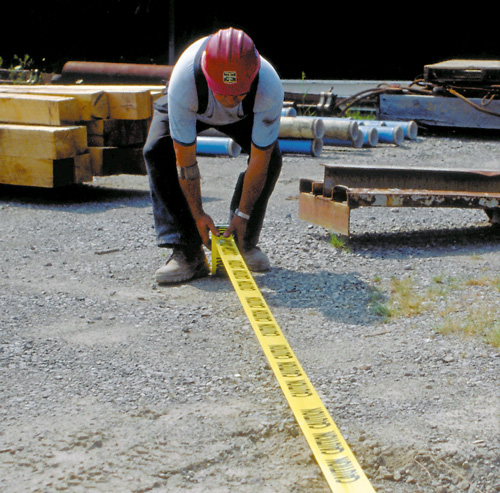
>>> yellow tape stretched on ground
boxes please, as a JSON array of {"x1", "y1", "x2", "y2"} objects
[{"x1": 211, "y1": 232, "x2": 375, "y2": 493}]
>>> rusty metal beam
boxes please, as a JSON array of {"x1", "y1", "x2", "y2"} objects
[
  {"x1": 341, "y1": 188, "x2": 500, "y2": 210},
  {"x1": 321, "y1": 164, "x2": 500, "y2": 196},
  {"x1": 52, "y1": 61, "x2": 173, "y2": 85},
  {"x1": 298, "y1": 191, "x2": 351, "y2": 236},
  {"x1": 299, "y1": 164, "x2": 500, "y2": 236}
]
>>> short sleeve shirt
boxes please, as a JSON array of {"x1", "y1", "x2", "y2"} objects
[{"x1": 164, "y1": 37, "x2": 283, "y2": 149}]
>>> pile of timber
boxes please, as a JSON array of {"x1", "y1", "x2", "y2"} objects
[{"x1": 0, "y1": 84, "x2": 165, "y2": 188}]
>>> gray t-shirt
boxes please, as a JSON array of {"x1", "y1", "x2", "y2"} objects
[{"x1": 164, "y1": 37, "x2": 284, "y2": 149}]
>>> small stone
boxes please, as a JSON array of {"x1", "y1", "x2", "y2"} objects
[
  {"x1": 88, "y1": 440, "x2": 103, "y2": 450},
  {"x1": 377, "y1": 466, "x2": 393, "y2": 480}
]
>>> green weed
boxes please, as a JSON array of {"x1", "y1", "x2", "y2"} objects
[
  {"x1": 370, "y1": 274, "x2": 500, "y2": 348},
  {"x1": 329, "y1": 234, "x2": 349, "y2": 252}
]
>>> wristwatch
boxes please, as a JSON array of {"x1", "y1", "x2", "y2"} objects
[{"x1": 235, "y1": 208, "x2": 250, "y2": 220}]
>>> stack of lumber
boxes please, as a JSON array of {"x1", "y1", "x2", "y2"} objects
[{"x1": 0, "y1": 84, "x2": 164, "y2": 187}]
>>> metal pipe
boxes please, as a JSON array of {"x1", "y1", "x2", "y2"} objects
[
  {"x1": 281, "y1": 107, "x2": 298, "y2": 117},
  {"x1": 279, "y1": 138, "x2": 323, "y2": 157},
  {"x1": 52, "y1": 61, "x2": 173, "y2": 85},
  {"x1": 196, "y1": 137, "x2": 242, "y2": 157},
  {"x1": 279, "y1": 116, "x2": 325, "y2": 139},
  {"x1": 354, "y1": 119, "x2": 418, "y2": 140},
  {"x1": 382, "y1": 120, "x2": 418, "y2": 140},
  {"x1": 198, "y1": 128, "x2": 226, "y2": 138},
  {"x1": 359, "y1": 126, "x2": 379, "y2": 147},
  {"x1": 321, "y1": 117, "x2": 359, "y2": 141},
  {"x1": 375, "y1": 125, "x2": 404, "y2": 145},
  {"x1": 323, "y1": 131, "x2": 364, "y2": 148}
]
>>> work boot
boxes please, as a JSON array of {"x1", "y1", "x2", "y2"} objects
[
  {"x1": 155, "y1": 247, "x2": 209, "y2": 284},
  {"x1": 243, "y1": 246, "x2": 271, "y2": 272}
]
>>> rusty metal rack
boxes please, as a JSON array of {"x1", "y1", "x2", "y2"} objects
[
  {"x1": 423, "y1": 59, "x2": 500, "y2": 86},
  {"x1": 299, "y1": 164, "x2": 500, "y2": 236},
  {"x1": 283, "y1": 90, "x2": 337, "y2": 116}
]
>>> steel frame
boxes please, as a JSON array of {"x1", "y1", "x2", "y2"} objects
[{"x1": 299, "y1": 164, "x2": 500, "y2": 236}]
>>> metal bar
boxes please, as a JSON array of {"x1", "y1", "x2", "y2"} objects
[
  {"x1": 322, "y1": 164, "x2": 500, "y2": 196},
  {"x1": 298, "y1": 192, "x2": 350, "y2": 236},
  {"x1": 53, "y1": 61, "x2": 173, "y2": 85},
  {"x1": 299, "y1": 166, "x2": 500, "y2": 236},
  {"x1": 379, "y1": 94, "x2": 500, "y2": 129},
  {"x1": 343, "y1": 188, "x2": 500, "y2": 210}
]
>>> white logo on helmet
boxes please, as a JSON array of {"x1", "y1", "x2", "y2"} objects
[{"x1": 223, "y1": 71, "x2": 237, "y2": 84}]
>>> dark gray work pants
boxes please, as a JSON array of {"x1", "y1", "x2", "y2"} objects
[{"x1": 143, "y1": 103, "x2": 282, "y2": 254}]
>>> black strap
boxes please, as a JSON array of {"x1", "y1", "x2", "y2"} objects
[
  {"x1": 193, "y1": 37, "x2": 211, "y2": 114},
  {"x1": 193, "y1": 37, "x2": 259, "y2": 115},
  {"x1": 242, "y1": 73, "x2": 259, "y2": 115}
]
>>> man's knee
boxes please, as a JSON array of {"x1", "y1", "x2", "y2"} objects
[
  {"x1": 268, "y1": 142, "x2": 283, "y2": 175},
  {"x1": 143, "y1": 137, "x2": 161, "y2": 162},
  {"x1": 143, "y1": 135, "x2": 175, "y2": 168}
]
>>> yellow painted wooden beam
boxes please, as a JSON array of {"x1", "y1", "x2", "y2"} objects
[
  {"x1": 0, "y1": 93, "x2": 81, "y2": 125},
  {"x1": 0, "y1": 153, "x2": 91, "y2": 188},
  {"x1": 0, "y1": 85, "x2": 109, "y2": 120},
  {"x1": 0, "y1": 124, "x2": 87, "y2": 160}
]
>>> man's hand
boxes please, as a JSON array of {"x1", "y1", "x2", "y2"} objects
[
  {"x1": 222, "y1": 142, "x2": 276, "y2": 252},
  {"x1": 195, "y1": 213, "x2": 220, "y2": 248},
  {"x1": 173, "y1": 141, "x2": 218, "y2": 247},
  {"x1": 223, "y1": 214, "x2": 248, "y2": 252}
]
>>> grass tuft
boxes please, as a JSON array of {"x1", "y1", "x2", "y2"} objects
[
  {"x1": 329, "y1": 234, "x2": 350, "y2": 252},
  {"x1": 370, "y1": 274, "x2": 500, "y2": 348}
]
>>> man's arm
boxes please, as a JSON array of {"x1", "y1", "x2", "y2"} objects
[
  {"x1": 173, "y1": 141, "x2": 219, "y2": 248},
  {"x1": 223, "y1": 142, "x2": 275, "y2": 251}
]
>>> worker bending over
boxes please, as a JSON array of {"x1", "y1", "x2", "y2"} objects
[{"x1": 143, "y1": 27, "x2": 283, "y2": 283}]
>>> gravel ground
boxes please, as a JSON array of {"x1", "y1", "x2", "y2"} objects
[{"x1": 1, "y1": 128, "x2": 499, "y2": 492}]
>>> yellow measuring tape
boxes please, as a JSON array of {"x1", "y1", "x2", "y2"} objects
[{"x1": 211, "y1": 231, "x2": 375, "y2": 493}]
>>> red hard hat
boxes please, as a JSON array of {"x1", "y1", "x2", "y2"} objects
[{"x1": 201, "y1": 28, "x2": 260, "y2": 96}]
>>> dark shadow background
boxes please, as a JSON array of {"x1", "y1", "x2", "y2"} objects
[{"x1": 2, "y1": 1, "x2": 497, "y2": 81}]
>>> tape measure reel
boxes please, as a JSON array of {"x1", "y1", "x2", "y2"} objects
[{"x1": 211, "y1": 230, "x2": 375, "y2": 492}]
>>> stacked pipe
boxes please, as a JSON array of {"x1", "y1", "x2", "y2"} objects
[
  {"x1": 193, "y1": 115, "x2": 418, "y2": 157},
  {"x1": 357, "y1": 119, "x2": 418, "y2": 141},
  {"x1": 321, "y1": 117, "x2": 363, "y2": 148},
  {"x1": 196, "y1": 115, "x2": 326, "y2": 157},
  {"x1": 197, "y1": 115, "x2": 325, "y2": 157},
  {"x1": 196, "y1": 136, "x2": 242, "y2": 157},
  {"x1": 278, "y1": 116, "x2": 324, "y2": 157},
  {"x1": 318, "y1": 116, "x2": 418, "y2": 149},
  {"x1": 196, "y1": 128, "x2": 242, "y2": 157}
]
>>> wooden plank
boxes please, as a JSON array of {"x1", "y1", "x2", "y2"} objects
[
  {"x1": 85, "y1": 118, "x2": 150, "y2": 147},
  {"x1": 57, "y1": 84, "x2": 161, "y2": 120},
  {"x1": 74, "y1": 152, "x2": 93, "y2": 183},
  {"x1": 0, "y1": 123, "x2": 87, "y2": 159},
  {"x1": 379, "y1": 94, "x2": 500, "y2": 129},
  {"x1": 106, "y1": 90, "x2": 151, "y2": 120},
  {"x1": 14, "y1": 84, "x2": 154, "y2": 119},
  {"x1": 0, "y1": 85, "x2": 109, "y2": 120},
  {"x1": 150, "y1": 89, "x2": 163, "y2": 106},
  {"x1": 0, "y1": 84, "x2": 164, "y2": 120},
  {"x1": 89, "y1": 147, "x2": 146, "y2": 176},
  {"x1": 0, "y1": 93, "x2": 81, "y2": 125},
  {"x1": 0, "y1": 155, "x2": 79, "y2": 187},
  {"x1": 49, "y1": 85, "x2": 154, "y2": 119},
  {"x1": 44, "y1": 84, "x2": 165, "y2": 92}
]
